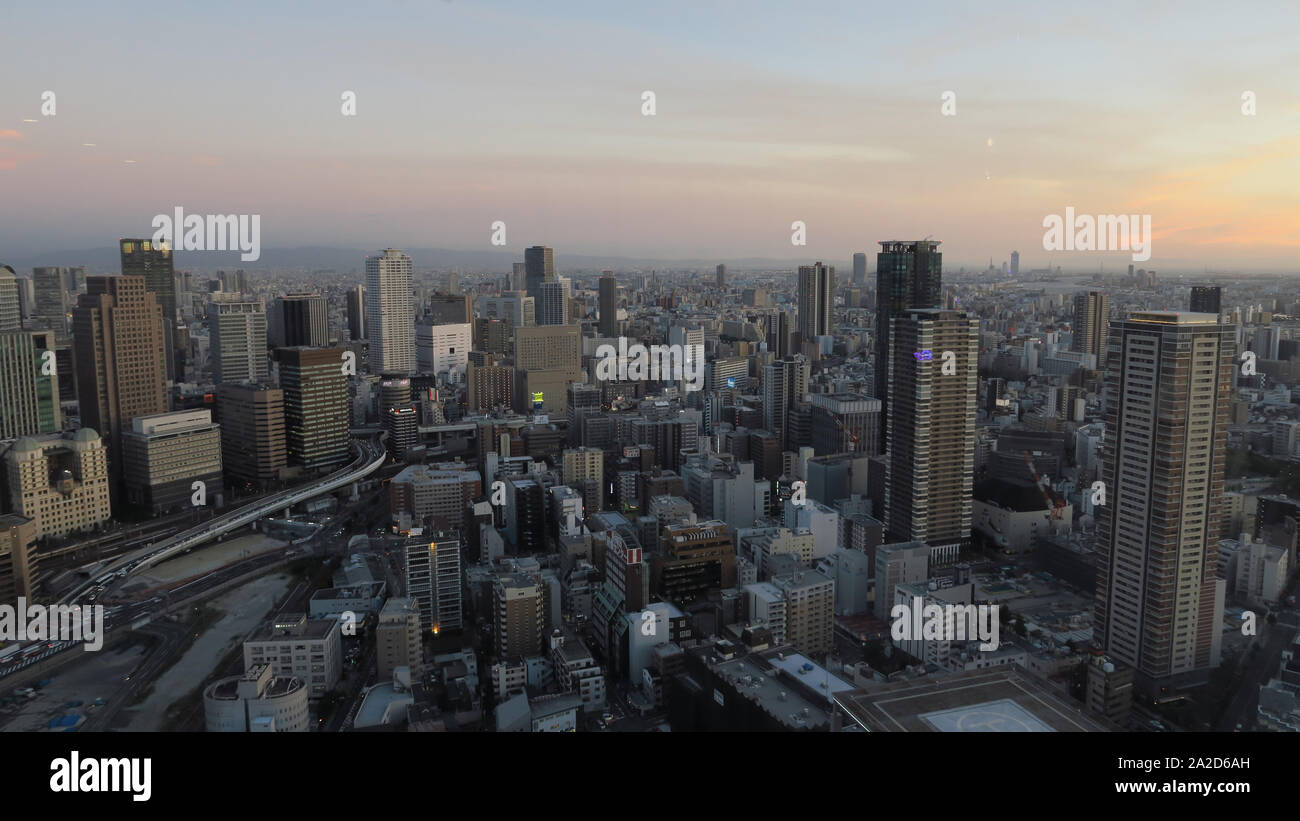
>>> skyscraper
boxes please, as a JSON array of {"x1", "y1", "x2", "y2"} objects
[
  {"x1": 1189, "y1": 285, "x2": 1222, "y2": 315},
  {"x1": 209, "y1": 301, "x2": 268, "y2": 384},
  {"x1": 1009, "y1": 250, "x2": 1020, "y2": 277},
  {"x1": 365, "y1": 249, "x2": 415, "y2": 374},
  {"x1": 272, "y1": 293, "x2": 328, "y2": 348},
  {"x1": 716, "y1": 264, "x2": 726, "y2": 289},
  {"x1": 279, "y1": 346, "x2": 350, "y2": 472},
  {"x1": 216, "y1": 382, "x2": 286, "y2": 490},
  {"x1": 346, "y1": 285, "x2": 365, "y2": 341},
  {"x1": 599, "y1": 273, "x2": 618, "y2": 338},
  {"x1": 852, "y1": 252, "x2": 867, "y2": 286},
  {"x1": 0, "y1": 330, "x2": 61, "y2": 438},
  {"x1": 796, "y1": 261, "x2": 835, "y2": 343},
  {"x1": 73, "y1": 275, "x2": 169, "y2": 484},
  {"x1": 32, "y1": 267, "x2": 69, "y2": 340},
  {"x1": 1071, "y1": 291, "x2": 1111, "y2": 369},
  {"x1": 1094, "y1": 312, "x2": 1233, "y2": 695},
  {"x1": 875, "y1": 240, "x2": 942, "y2": 452},
  {"x1": 119, "y1": 238, "x2": 176, "y2": 323},
  {"x1": 762, "y1": 356, "x2": 810, "y2": 451},
  {"x1": 524, "y1": 245, "x2": 554, "y2": 295},
  {"x1": 537, "y1": 277, "x2": 571, "y2": 326},
  {"x1": 0, "y1": 266, "x2": 20, "y2": 332},
  {"x1": 884, "y1": 308, "x2": 977, "y2": 565}
]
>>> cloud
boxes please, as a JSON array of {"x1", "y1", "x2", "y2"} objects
[{"x1": 0, "y1": 129, "x2": 24, "y2": 141}]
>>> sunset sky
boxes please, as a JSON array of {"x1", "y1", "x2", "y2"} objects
[{"x1": 2, "y1": 1, "x2": 1298, "y2": 271}]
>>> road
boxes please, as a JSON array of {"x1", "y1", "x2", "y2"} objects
[{"x1": 1216, "y1": 612, "x2": 1299, "y2": 731}]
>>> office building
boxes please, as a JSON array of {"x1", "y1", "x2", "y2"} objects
[
  {"x1": 4, "y1": 429, "x2": 111, "y2": 539},
  {"x1": 599, "y1": 274, "x2": 619, "y2": 338},
  {"x1": 378, "y1": 375, "x2": 418, "y2": 460},
  {"x1": 203, "y1": 663, "x2": 310, "y2": 733},
  {"x1": 346, "y1": 285, "x2": 365, "y2": 341},
  {"x1": 852, "y1": 252, "x2": 867, "y2": 286},
  {"x1": 537, "y1": 278, "x2": 571, "y2": 326},
  {"x1": 1095, "y1": 311, "x2": 1233, "y2": 695},
  {"x1": 875, "y1": 240, "x2": 943, "y2": 450},
  {"x1": 122, "y1": 409, "x2": 223, "y2": 515},
  {"x1": 365, "y1": 249, "x2": 415, "y2": 374},
  {"x1": 716, "y1": 264, "x2": 726, "y2": 288},
  {"x1": 763, "y1": 356, "x2": 809, "y2": 450},
  {"x1": 270, "y1": 293, "x2": 328, "y2": 348},
  {"x1": 1189, "y1": 286, "x2": 1222, "y2": 315},
  {"x1": 562, "y1": 446, "x2": 604, "y2": 513},
  {"x1": 279, "y1": 347, "x2": 349, "y2": 471},
  {"x1": 0, "y1": 266, "x2": 20, "y2": 332},
  {"x1": 885, "y1": 308, "x2": 977, "y2": 564},
  {"x1": 243, "y1": 613, "x2": 342, "y2": 699},
  {"x1": 524, "y1": 245, "x2": 554, "y2": 295},
  {"x1": 874, "y1": 540, "x2": 930, "y2": 619},
  {"x1": 796, "y1": 261, "x2": 835, "y2": 343},
  {"x1": 209, "y1": 301, "x2": 268, "y2": 384},
  {"x1": 390, "y1": 462, "x2": 482, "y2": 532},
  {"x1": 72, "y1": 275, "x2": 168, "y2": 478},
  {"x1": 808, "y1": 392, "x2": 879, "y2": 456},
  {"x1": 31, "y1": 267, "x2": 69, "y2": 340},
  {"x1": 0, "y1": 330, "x2": 60, "y2": 438},
  {"x1": 480, "y1": 292, "x2": 535, "y2": 331},
  {"x1": 119, "y1": 238, "x2": 176, "y2": 323},
  {"x1": 427, "y1": 293, "x2": 471, "y2": 325},
  {"x1": 654, "y1": 520, "x2": 736, "y2": 605},
  {"x1": 376, "y1": 597, "x2": 423, "y2": 679},
  {"x1": 0, "y1": 514, "x2": 38, "y2": 601},
  {"x1": 415, "y1": 320, "x2": 471, "y2": 380},
  {"x1": 216, "y1": 382, "x2": 286, "y2": 490}
]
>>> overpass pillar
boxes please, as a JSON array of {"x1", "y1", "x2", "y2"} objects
[
  {"x1": 350, "y1": 482, "x2": 359, "y2": 501},
  {"x1": 283, "y1": 507, "x2": 290, "y2": 518}
]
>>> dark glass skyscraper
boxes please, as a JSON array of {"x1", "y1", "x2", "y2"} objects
[
  {"x1": 1190, "y1": 285, "x2": 1222, "y2": 315},
  {"x1": 874, "y1": 240, "x2": 942, "y2": 451},
  {"x1": 524, "y1": 245, "x2": 554, "y2": 295},
  {"x1": 120, "y1": 239, "x2": 176, "y2": 323}
]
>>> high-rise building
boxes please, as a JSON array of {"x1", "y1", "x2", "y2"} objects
[
  {"x1": 390, "y1": 462, "x2": 481, "y2": 532},
  {"x1": 31, "y1": 267, "x2": 69, "y2": 340},
  {"x1": 480, "y1": 292, "x2": 535, "y2": 331},
  {"x1": 763, "y1": 356, "x2": 809, "y2": 450},
  {"x1": 404, "y1": 530, "x2": 463, "y2": 634},
  {"x1": 1094, "y1": 311, "x2": 1234, "y2": 695},
  {"x1": 852, "y1": 252, "x2": 867, "y2": 286},
  {"x1": 467, "y1": 361, "x2": 514, "y2": 412},
  {"x1": 716, "y1": 264, "x2": 726, "y2": 289},
  {"x1": 1010, "y1": 251, "x2": 1020, "y2": 277},
  {"x1": 1189, "y1": 286, "x2": 1222, "y2": 315},
  {"x1": 511, "y1": 262, "x2": 527, "y2": 291},
  {"x1": 537, "y1": 277, "x2": 571, "y2": 326},
  {"x1": 427, "y1": 293, "x2": 471, "y2": 326},
  {"x1": 885, "y1": 308, "x2": 977, "y2": 565},
  {"x1": 524, "y1": 246, "x2": 555, "y2": 295},
  {"x1": 216, "y1": 383, "x2": 286, "y2": 490},
  {"x1": 346, "y1": 285, "x2": 365, "y2": 341},
  {"x1": 376, "y1": 597, "x2": 423, "y2": 678},
  {"x1": 654, "y1": 520, "x2": 736, "y2": 605},
  {"x1": 279, "y1": 346, "x2": 350, "y2": 471},
  {"x1": 209, "y1": 301, "x2": 268, "y2": 384},
  {"x1": 0, "y1": 266, "x2": 22, "y2": 333},
  {"x1": 4, "y1": 429, "x2": 111, "y2": 540},
  {"x1": 796, "y1": 261, "x2": 835, "y2": 343},
  {"x1": 415, "y1": 321, "x2": 471, "y2": 380},
  {"x1": 364, "y1": 249, "x2": 415, "y2": 374},
  {"x1": 875, "y1": 240, "x2": 943, "y2": 451},
  {"x1": 72, "y1": 275, "x2": 169, "y2": 481},
  {"x1": 119, "y1": 238, "x2": 176, "y2": 323},
  {"x1": 513, "y1": 323, "x2": 582, "y2": 414},
  {"x1": 808, "y1": 392, "x2": 879, "y2": 456},
  {"x1": 495, "y1": 572, "x2": 545, "y2": 657},
  {"x1": 598, "y1": 274, "x2": 619, "y2": 338},
  {"x1": 1071, "y1": 291, "x2": 1111, "y2": 369},
  {"x1": 121, "y1": 409, "x2": 223, "y2": 515},
  {"x1": 271, "y1": 293, "x2": 328, "y2": 348},
  {"x1": 0, "y1": 330, "x2": 60, "y2": 438},
  {"x1": 243, "y1": 614, "x2": 341, "y2": 699},
  {"x1": 562, "y1": 446, "x2": 604, "y2": 513}
]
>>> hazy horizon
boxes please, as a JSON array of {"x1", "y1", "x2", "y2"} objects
[{"x1": 4, "y1": 1, "x2": 1298, "y2": 270}]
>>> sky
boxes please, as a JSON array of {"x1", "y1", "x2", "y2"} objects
[{"x1": 2, "y1": 0, "x2": 1298, "y2": 271}]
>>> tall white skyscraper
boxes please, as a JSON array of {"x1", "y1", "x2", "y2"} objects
[
  {"x1": 365, "y1": 249, "x2": 415, "y2": 374},
  {"x1": 537, "y1": 277, "x2": 571, "y2": 326},
  {"x1": 209, "y1": 301, "x2": 268, "y2": 384},
  {"x1": 1095, "y1": 311, "x2": 1233, "y2": 695}
]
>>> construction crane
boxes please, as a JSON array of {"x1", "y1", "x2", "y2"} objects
[{"x1": 1022, "y1": 451, "x2": 1065, "y2": 520}]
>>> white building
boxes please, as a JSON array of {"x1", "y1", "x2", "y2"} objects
[
  {"x1": 365, "y1": 248, "x2": 415, "y2": 374},
  {"x1": 203, "y1": 664, "x2": 309, "y2": 732},
  {"x1": 415, "y1": 320, "x2": 471, "y2": 382}
]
